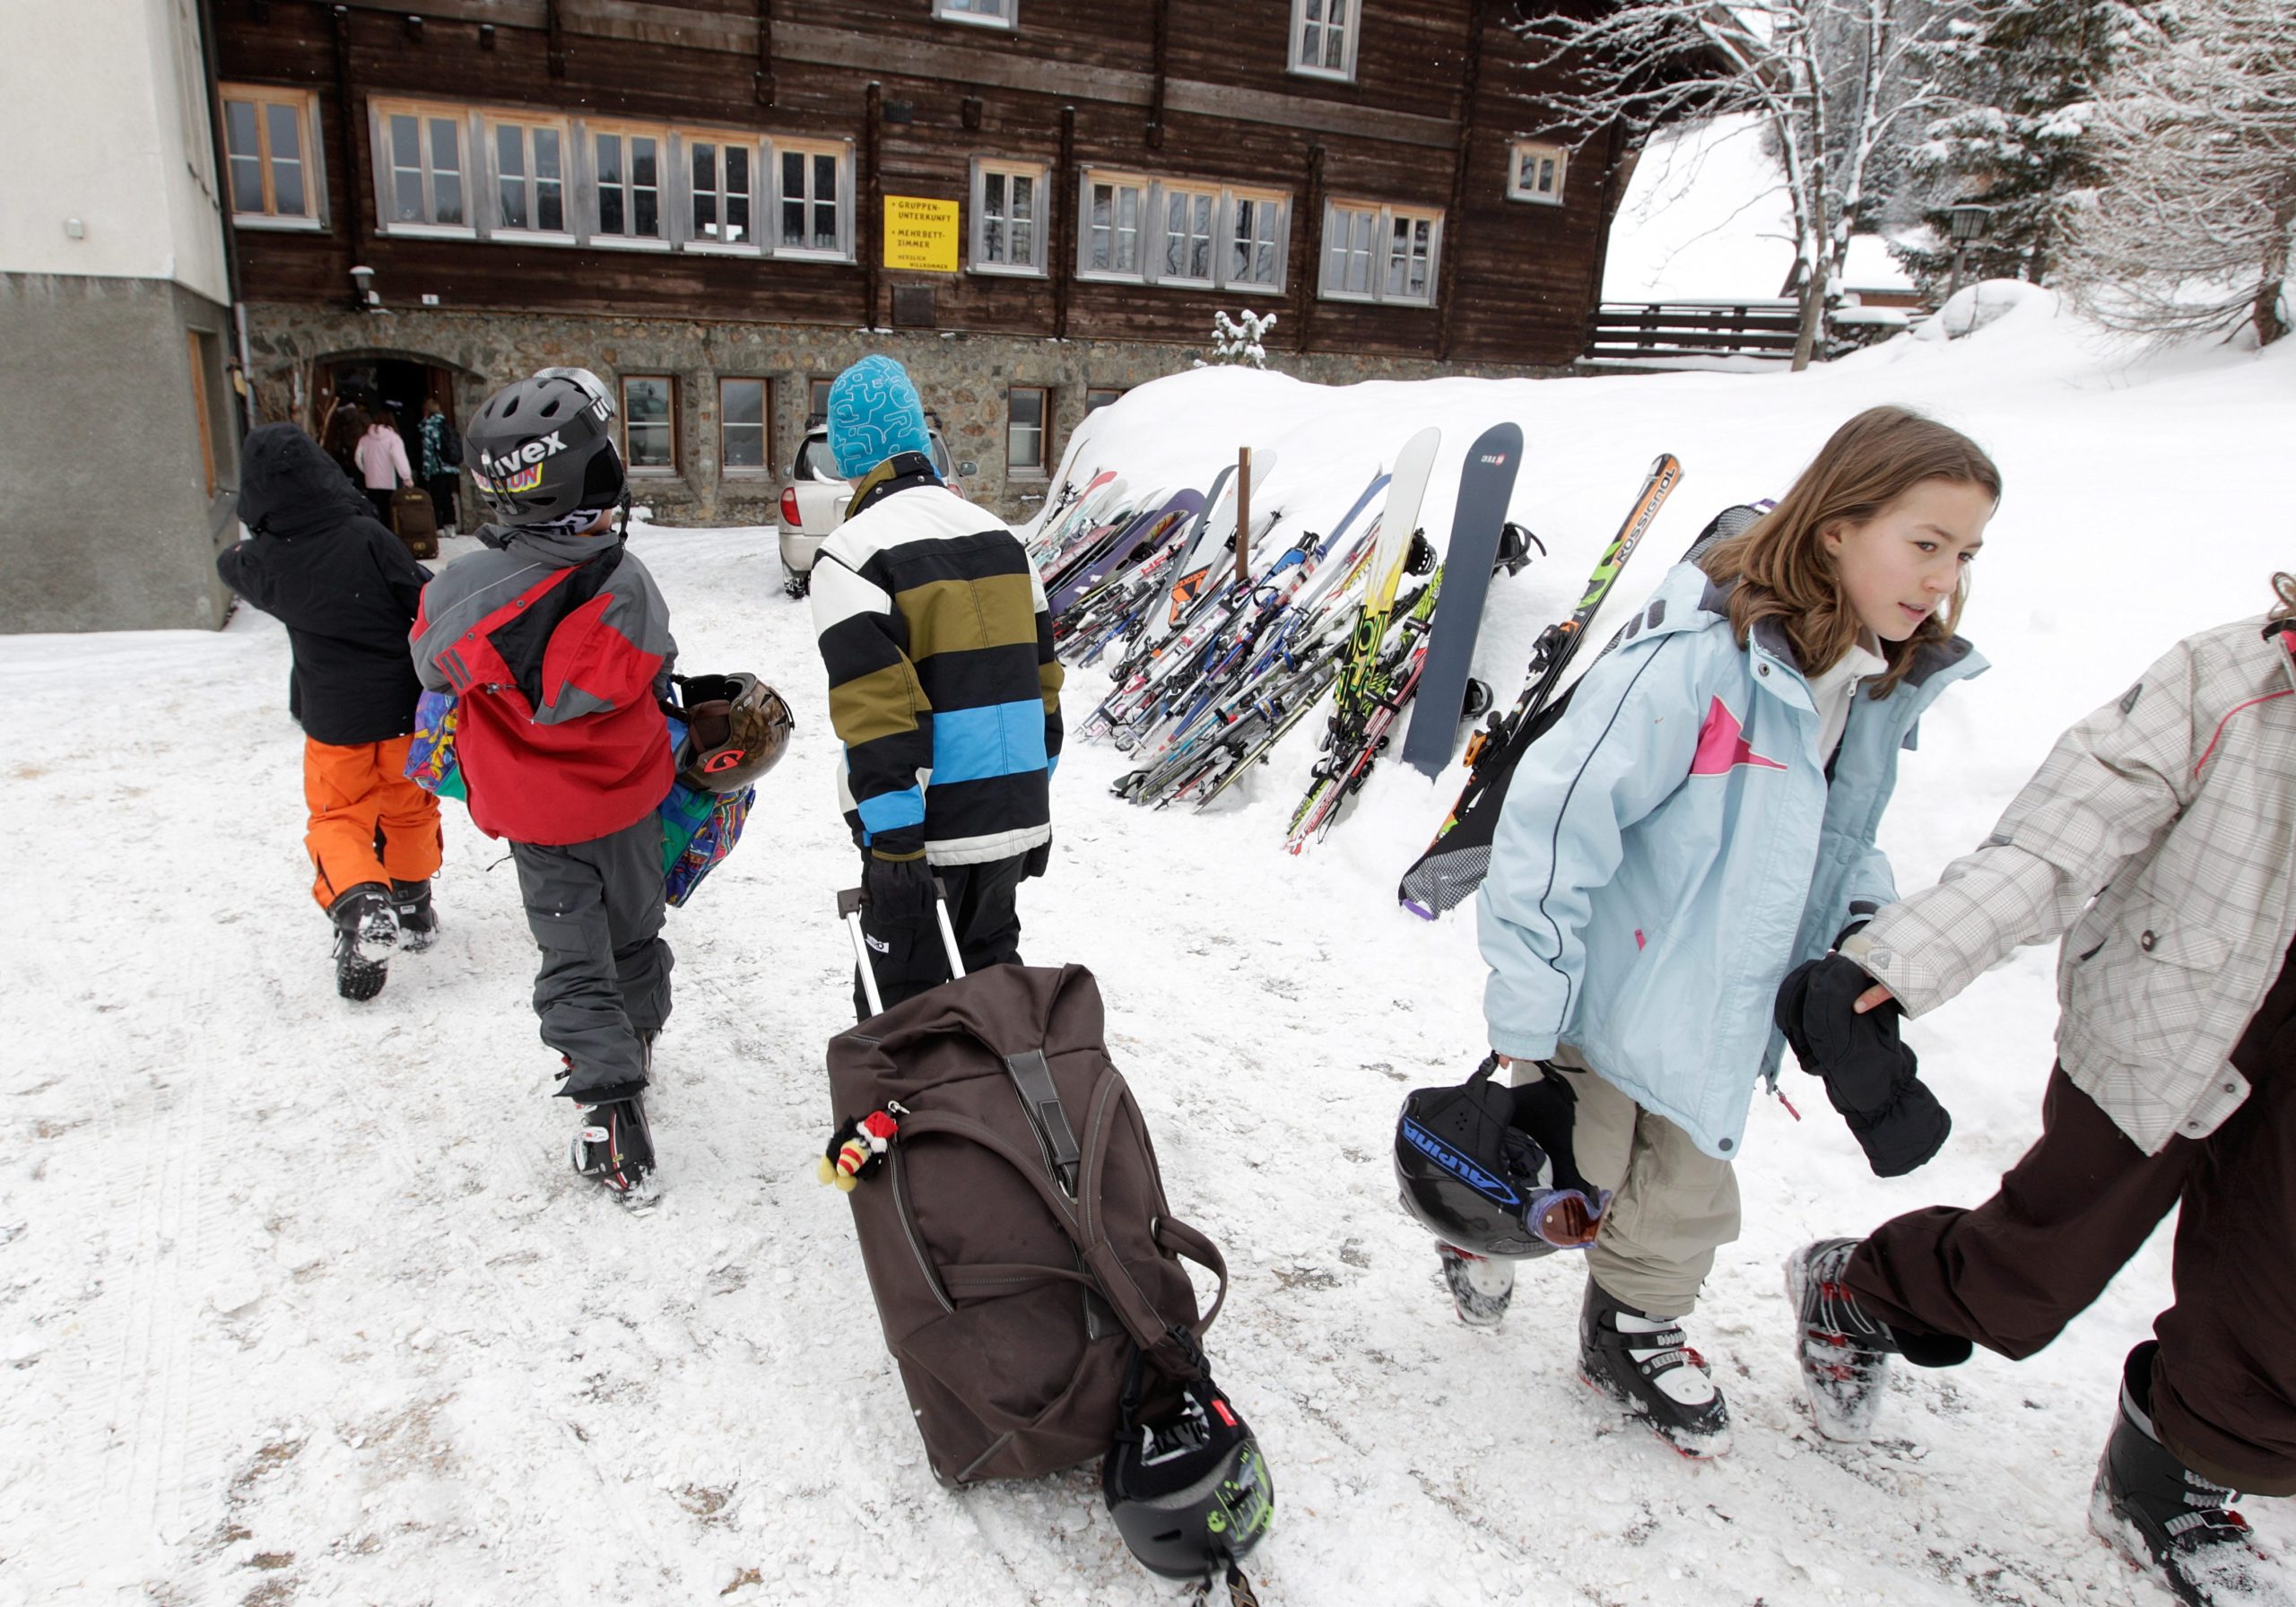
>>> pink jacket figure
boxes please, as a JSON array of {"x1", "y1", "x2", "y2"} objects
[{"x1": 354, "y1": 423, "x2": 413, "y2": 491}]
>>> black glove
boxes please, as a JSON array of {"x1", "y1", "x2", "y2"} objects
[
  {"x1": 1022, "y1": 838, "x2": 1051, "y2": 880},
  {"x1": 1774, "y1": 954, "x2": 1951, "y2": 1177},
  {"x1": 862, "y1": 849, "x2": 935, "y2": 926}
]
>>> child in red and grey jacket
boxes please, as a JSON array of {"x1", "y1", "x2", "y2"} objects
[{"x1": 410, "y1": 369, "x2": 675, "y2": 1200}]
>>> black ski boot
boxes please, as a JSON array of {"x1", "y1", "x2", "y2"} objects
[
  {"x1": 1437, "y1": 1244, "x2": 1517, "y2": 1328},
  {"x1": 388, "y1": 878, "x2": 437, "y2": 953},
  {"x1": 1578, "y1": 1276, "x2": 1732, "y2": 1457},
  {"x1": 326, "y1": 882, "x2": 398, "y2": 1002},
  {"x1": 2091, "y1": 1342, "x2": 2288, "y2": 1607},
  {"x1": 1785, "y1": 1238, "x2": 1900, "y2": 1442},
  {"x1": 571, "y1": 1091, "x2": 657, "y2": 1203}
]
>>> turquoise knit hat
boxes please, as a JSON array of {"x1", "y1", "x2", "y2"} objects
[{"x1": 826, "y1": 355, "x2": 932, "y2": 479}]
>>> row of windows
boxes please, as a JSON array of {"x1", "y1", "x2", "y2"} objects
[
  {"x1": 602, "y1": 375, "x2": 1120, "y2": 481},
  {"x1": 926, "y1": 0, "x2": 1368, "y2": 89},
  {"x1": 223, "y1": 88, "x2": 1568, "y2": 278}
]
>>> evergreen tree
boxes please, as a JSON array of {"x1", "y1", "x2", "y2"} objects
[{"x1": 1891, "y1": 0, "x2": 2154, "y2": 291}]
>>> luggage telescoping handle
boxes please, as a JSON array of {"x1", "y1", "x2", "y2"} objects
[{"x1": 836, "y1": 879, "x2": 968, "y2": 1017}]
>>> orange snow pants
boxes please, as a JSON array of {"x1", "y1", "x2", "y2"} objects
[{"x1": 303, "y1": 735, "x2": 443, "y2": 909}]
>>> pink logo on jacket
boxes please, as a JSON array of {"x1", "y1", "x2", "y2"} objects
[{"x1": 1688, "y1": 695, "x2": 1788, "y2": 776}]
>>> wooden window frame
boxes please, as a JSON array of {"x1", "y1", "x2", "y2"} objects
[
  {"x1": 621, "y1": 375, "x2": 679, "y2": 475},
  {"x1": 1083, "y1": 387, "x2": 1127, "y2": 414},
  {"x1": 1508, "y1": 141, "x2": 1569, "y2": 206},
  {"x1": 719, "y1": 377, "x2": 772, "y2": 477},
  {"x1": 934, "y1": 0, "x2": 1016, "y2": 28},
  {"x1": 484, "y1": 114, "x2": 575, "y2": 243},
  {"x1": 587, "y1": 120, "x2": 673, "y2": 249},
  {"x1": 221, "y1": 83, "x2": 326, "y2": 230},
  {"x1": 1005, "y1": 386, "x2": 1050, "y2": 479},
  {"x1": 772, "y1": 138, "x2": 855, "y2": 262},
  {"x1": 970, "y1": 160, "x2": 1048, "y2": 277},
  {"x1": 1289, "y1": 0, "x2": 1361, "y2": 83},
  {"x1": 1078, "y1": 171, "x2": 1290, "y2": 294},
  {"x1": 682, "y1": 130, "x2": 764, "y2": 255},
  {"x1": 370, "y1": 99, "x2": 476, "y2": 238},
  {"x1": 1319, "y1": 199, "x2": 1442, "y2": 308}
]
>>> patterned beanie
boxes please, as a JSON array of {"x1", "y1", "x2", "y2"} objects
[{"x1": 826, "y1": 355, "x2": 932, "y2": 480}]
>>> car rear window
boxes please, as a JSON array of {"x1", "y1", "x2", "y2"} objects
[{"x1": 794, "y1": 432, "x2": 956, "y2": 482}]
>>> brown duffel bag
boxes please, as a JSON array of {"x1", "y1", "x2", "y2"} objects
[
  {"x1": 390, "y1": 485, "x2": 439, "y2": 558},
  {"x1": 825, "y1": 899, "x2": 1228, "y2": 1488}
]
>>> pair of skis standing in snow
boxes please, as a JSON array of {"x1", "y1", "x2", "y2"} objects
[{"x1": 1398, "y1": 405, "x2": 2291, "y2": 1607}]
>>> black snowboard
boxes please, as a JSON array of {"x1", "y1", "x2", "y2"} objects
[{"x1": 1399, "y1": 422, "x2": 1524, "y2": 779}]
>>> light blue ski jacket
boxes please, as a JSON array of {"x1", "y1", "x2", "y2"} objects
[{"x1": 1476, "y1": 560, "x2": 1987, "y2": 1160}]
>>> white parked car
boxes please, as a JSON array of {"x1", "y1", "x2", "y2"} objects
[{"x1": 778, "y1": 422, "x2": 972, "y2": 597}]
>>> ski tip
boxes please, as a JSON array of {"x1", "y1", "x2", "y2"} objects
[{"x1": 1399, "y1": 899, "x2": 1436, "y2": 921}]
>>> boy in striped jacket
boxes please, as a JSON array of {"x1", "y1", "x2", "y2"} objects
[{"x1": 810, "y1": 356, "x2": 1061, "y2": 1015}]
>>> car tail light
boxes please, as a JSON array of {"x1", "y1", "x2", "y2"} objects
[{"x1": 779, "y1": 486, "x2": 801, "y2": 526}]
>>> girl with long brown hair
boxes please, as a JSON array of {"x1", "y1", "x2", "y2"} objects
[{"x1": 1444, "y1": 406, "x2": 1999, "y2": 1457}]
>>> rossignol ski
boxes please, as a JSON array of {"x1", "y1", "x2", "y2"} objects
[{"x1": 1396, "y1": 454, "x2": 1685, "y2": 917}]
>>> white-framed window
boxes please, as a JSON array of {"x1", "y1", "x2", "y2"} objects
[
  {"x1": 1079, "y1": 173, "x2": 1290, "y2": 294},
  {"x1": 371, "y1": 100, "x2": 474, "y2": 235},
  {"x1": 488, "y1": 115, "x2": 570, "y2": 238},
  {"x1": 1084, "y1": 174, "x2": 1146, "y2": 277},
  {"x1": 622, "y1": 376, "x2": 676, "y2": 473},
  {"x1": 1509, "y1": 141, "x2": 1568, "y2": 205},
  {"x1": 1007, "y1": 387, "x2": 1048, "y2": 475},
  {"x1": 1160, "y1": 184, "x2": 1219, "y2": 286},
  {"x1": 1321, "y1": 200, "x2": 1442, "y2": 307},
  {"x1": 776, "y1": 140, "x2": 851, "y2": 258},
  {"x1": 687, "y1": 134, "x2": 759, "y2": 248},
  {"x1": 222, "y1": 84, "x2": 326, "y2": 230},
  {"x1": 720, "y1": 378, "x2": 770, "y2": 473},
  {"x1": 935, "y1": 0, "x2": 1015, "y2": 26},
  {"x1": 970, "y1": 161, "x2": 1046, "y2": 275},
  {"x1": 591, "y1": 123, "x2": 668, "y2": 243},
  {"x1": 1290, "y1": 0, "x2": 1361, "y2": 81}
]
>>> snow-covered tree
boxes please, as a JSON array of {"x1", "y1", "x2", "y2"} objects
[
  {"x1": 1196, "y1": 309, "x2": 1277, "y2": 369},
  {"x1": 1515, "y1": 0, "x2": 1961, "y2": 369},
  {"x1": 2057, "y1": 0, "x2": 2296, "y2": 345},
  {"x1": 1892, "y1": 0, "x2": 2157, "y2": 290}
]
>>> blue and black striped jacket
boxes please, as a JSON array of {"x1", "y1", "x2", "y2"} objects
[{"x1": 809, "y1": 455, "x2": 1062, "y2": 864}]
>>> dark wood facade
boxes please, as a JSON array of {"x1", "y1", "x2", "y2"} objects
[{"x1": 213, "y1": 0, "x2": 1624, "y2": 367}]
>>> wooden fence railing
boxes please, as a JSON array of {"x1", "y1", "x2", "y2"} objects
[{"x1": 1586, "y1": 300, "x2": 1805, "y2": 362}]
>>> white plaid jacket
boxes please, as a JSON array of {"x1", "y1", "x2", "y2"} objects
[{"x1": 1848, "y1": 612, "x2": 2296, "y2": 1154}]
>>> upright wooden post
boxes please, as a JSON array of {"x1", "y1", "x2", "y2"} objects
[{"x1": 1234, "y1": 446, "x2": 1252, "y2": 586}]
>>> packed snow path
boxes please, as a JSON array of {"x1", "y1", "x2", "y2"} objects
[{"x1": 3, "y1": 291, "x2": 2292, "y2": 1604}]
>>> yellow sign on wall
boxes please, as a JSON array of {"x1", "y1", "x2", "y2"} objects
[{"x1": 883, "y1": 196, "x2": 961, "y2": 272}]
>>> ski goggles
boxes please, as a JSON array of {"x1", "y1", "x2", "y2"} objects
[{"x1": 1526, "y1": 1186, "x2": 1610, "y2": 1251}]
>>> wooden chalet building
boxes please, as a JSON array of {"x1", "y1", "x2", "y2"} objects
[{"x1": 212, "y1": 0, "x2": 1637, "y2": 521}]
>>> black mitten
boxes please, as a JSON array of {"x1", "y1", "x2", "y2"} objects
[
  {"x1": 1774, "y1": 955, "x2": 1951, "y2": 1177},
  {"x1": 862, "y1": 849, "x2": 935, "y2": 925}
]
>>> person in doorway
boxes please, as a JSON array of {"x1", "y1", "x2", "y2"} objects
[
  {"x1": 418, "y1": 395, "x2": 462, "y2": 539},
  {"x1": 1464, "y1": 406, "x2": 1998, "y2": 1457},
  {"x1": 1779, "y1": 578, "x2": 2296, "y2": 1607},
  {"x1": 809, "y1": 355, "x2": 1061, "y2": 1018},
  {"x1": 354, "y1": 408, "x2": 413, "y2": 527},
  {"x1": 217, "y1": 423, "x2": 442, "y2": 1002},
  {"x1": 410, "y1": 368, "x2": 677, "y2": 1202}
]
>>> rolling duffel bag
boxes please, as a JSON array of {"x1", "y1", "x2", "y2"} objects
[
  {"x1": 390, "y1": 485, "x2": 439, "y2": 559},
  {"x1": 822, "y1": 887, "x2": 1233, "y2": 1489}
]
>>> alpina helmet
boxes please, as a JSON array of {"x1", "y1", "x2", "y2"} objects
[
  {"x1": 465, "y1": 366, "x2": 627, "y2": 526},
  {"x1": 673, "y1": 673, "x2": 795, "y2": 793},
  {"x1": 1394, "y1": 1054, "x2": 1608, "y2": 1259}
]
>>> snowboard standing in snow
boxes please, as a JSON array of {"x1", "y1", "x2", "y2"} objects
[
  {"x1": 1398, "y1": 422, "x2": 1524, "y2": 779},
  {"x1": 1397, "y1": 456, "x2": 1690, "y2": 918}
]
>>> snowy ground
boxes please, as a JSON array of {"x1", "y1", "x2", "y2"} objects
[{"x1": 4, "y1": 293, "x2": 2293, "y2": 1606}]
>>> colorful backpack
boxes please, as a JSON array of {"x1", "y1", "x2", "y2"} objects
[
  {"x1": 657, "y1": 713, "x2": 753, "y2": 906},
  {"x1": 404, "y1": 689, "x2": 468, "y2": 802}
]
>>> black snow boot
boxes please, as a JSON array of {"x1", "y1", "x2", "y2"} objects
[
  {"x1": 388, "y1": 878, "x2": 437, "y2": 953},
  {"x1": 326, "y1": 882, "x2": 398, "y2": 1002},
  {"x1": 1437, "y1": 1243, "x2": 1517, "y2": 1328},
  {"x1": 1786, "y1": 1238, "x2": 1900, "y2": 1442},
  {"x1": 572, "y1": 1093, "x2": 657, "y2": 1203},
  {"x1": 2090, "y1": 1342, "x2": 2289, "y2": 1607},
  {"x1": 1578, "y1": 1276, "x2": 1732, "y2": 1458}
]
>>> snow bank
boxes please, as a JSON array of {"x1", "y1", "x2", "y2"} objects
[{"x1": 2, "y1": 301, "x2": 2292, "y2": 1605}]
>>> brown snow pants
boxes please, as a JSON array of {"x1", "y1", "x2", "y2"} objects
[{"x1": 1845, "y1": 1064, "x2": 2296, "y2": 1495}]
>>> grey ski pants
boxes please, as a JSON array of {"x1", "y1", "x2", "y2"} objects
[{"x1": 509, "y1": 812, "x2": 672, "y2": 1099}]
